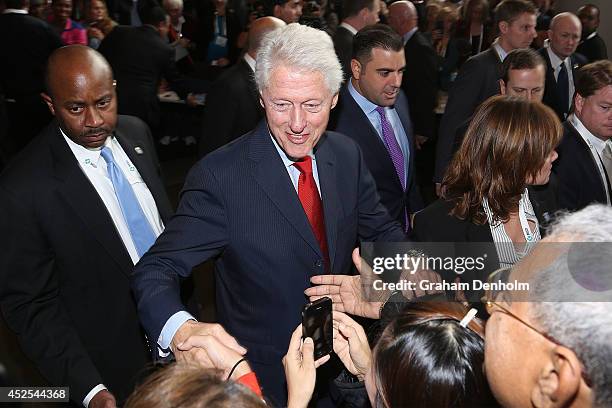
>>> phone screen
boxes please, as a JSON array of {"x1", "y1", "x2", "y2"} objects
[{"x1": 302, "y1": 297, "x2": 333, "y2": 360}]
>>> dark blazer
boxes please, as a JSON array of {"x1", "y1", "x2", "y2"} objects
[
  {"x1": 333, "y1": 25, "x2": 355, "y2": 81},
  {"x1": 412, "y1": 184, "x2": 558, "y2": 294},
  {"x1": 552, "y1": 121, "x2": 610, "y2": 212},
  {"x1": 0, "y1": 12, "x2": 62, "y2": 99},
  {"x1": 332, "y1": 84, "x2": 423, "y2": 230},
  {"x1": 435, "y1": 47, "x2": 502, "y2": 182},
  {"x1": 402, "y1": 30, "x2": 438, "y2": 139},
  {"x1": 131, "y1": 120, "x2": 406, "y2": 404},
  {"x1": 199, "y1": 58, "x2": 262, "y2": 157},
  {"x1": 538, "y1": 47, "x2": 586, "y2": 121},
  {"x1": 576, "y1": 33, "x2": 608, "y2": 63},
  {"x1": 0, "y1": 116, "x2": 173, "y2": 405},
  {"x1": 98, "y1": 25, "x2": 186, "y2": 131}
]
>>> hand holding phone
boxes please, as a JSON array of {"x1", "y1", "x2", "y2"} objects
[{"x1": 302, "y1": 297, "x2": 333, "y2": 360}]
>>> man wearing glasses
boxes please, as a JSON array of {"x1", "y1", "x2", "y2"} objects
[{"x1": 483, "y1": 204, "x2": 611, "y2": 408}]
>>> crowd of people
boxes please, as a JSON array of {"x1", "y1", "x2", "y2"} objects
[{"x1": 0, "y1": 0, "x2": 610, "y2": 407}]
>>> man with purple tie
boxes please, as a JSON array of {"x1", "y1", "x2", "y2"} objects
[{"x1": 331, "y1": 24, "x2": 423, "y2": 232}]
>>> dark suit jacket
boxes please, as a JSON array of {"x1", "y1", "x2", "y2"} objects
[
  {"x1": 552, "y1": 121, "x2": 610, "y2": 212},
  {"x1": 131, "y1": 120, "x2": 405, "y2": 404},
  {"x1": 538, "y1": 47, "x2": 586, "y2": 121},
  {"x1": 98, "y1": 25, "x2": 186, "y2": 131},
  {"x1": 0, "y1": 12, "x2": 62, "y2": 99},
  {"x1": 435, "y1": 47, "x2": 502, "y2": 182},
  {"x1": 333, "y1": 25, "x2": 355, "y2": 81},
  {"x1": 576, "y1": 33, "x2": 608, "y2": 63},
  {"x1": 0, "y1": 116, "x2": 172, "y2": 405},
  {"x1": 412, "y1": 185, "x2": 558, "y2": 296},
  {"x1": 332, "y1": 84, "x2": 423, "y2": 230},
  {"x1": 402, "y1": 30, "x2": 438, "y2": 139},
  {"x1": 199, "y1": 58, "x2": 262, "y2": 157}
]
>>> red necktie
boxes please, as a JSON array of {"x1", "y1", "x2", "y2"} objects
[{"x1": 293, "y1": 156, "x2": 330, "y2": 269}]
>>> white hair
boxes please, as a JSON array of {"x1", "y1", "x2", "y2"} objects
[
  {"x1": 529, "y1": 205, "x2": 612, "y2": 407},
  {"x1": 254, "y1": 23, "x2": 343, "y2": 95}
]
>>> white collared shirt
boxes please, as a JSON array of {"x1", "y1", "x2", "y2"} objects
[
  {"x1": 569, "y1": 114, "x2": 612, "y2": 204},
  {"x1": 546, "y1": 43, "x2": 575, "y2": 111},
  {"x1": 492, "y1": 39, "x2": 508, "y2": 62},
  {"x1": 243, "y1": 52, "x2": 256, "y2": 72},
  {"x1": 270, "y1": 132, "x2": 321, "y2": 195},
  {"x1": 62, "y1": 132, "x2": 164, "y2": 264},
  {"x1": 339, "y1": 22, "x2": 358, "y2": 35},
  {"x1": 2, "y1": 8, "x2": 27, "y2": 14}
]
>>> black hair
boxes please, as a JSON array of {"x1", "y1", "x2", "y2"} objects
[
  {"x1": 501, "y1": 48, "x2": 545, "y2": 83},
  {"x1": 351, "y1": 24, "x2": 403, "y2": 65}
]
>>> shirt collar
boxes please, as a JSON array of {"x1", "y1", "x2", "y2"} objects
[
  {"x1": 492, "y1": 39, "x2": 508, "y2": 62},
  {"x1": 268, "y1": 130, "x2": 315, "y2": 169},
  {"x1": 339, "y1": 22, "x2": 358, "y2": 35},
  {"x1": 61, "y1": 128, "x2": 116, "y2": 166},
  {"x1": 3, "y1": 8, "x2": 28, "y2": 14},
  {"x1": 243, "y1": 53, "x2": 256, "y2": 72},
  {"x1": 586, "y1": 31, "x2": 597, "y2": 40},
  {"x1": 569, "y1": 113, "x2": 610, "y2": 155},
  {"x1": 546, "y1": 45, "x2": 569, "y2": 69},
  {"x1": 402, "y1": 27, "x2": 418, "y2": 45},
  {"x1": 348, "y1": 79, "x2": 381, "y2": 116}
]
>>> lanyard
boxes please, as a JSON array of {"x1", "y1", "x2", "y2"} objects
[{"x1": 518, "y1": 199, "x2": 535, "y2": 242}]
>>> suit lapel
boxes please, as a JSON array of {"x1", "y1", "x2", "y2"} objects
[
  {"x1": 314, "y1": 135, "x2": 340, "y2": 270},
  {"x1": 114, "y1": 125, "x2": 172, "y2": 222},
  {"x1": 248, "y1": 121, "x2": 323, "y2": 258},
  {"x1": 49, "y1": 126, "x2": 133, "y2": 276}
]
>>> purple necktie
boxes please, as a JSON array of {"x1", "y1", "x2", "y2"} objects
[{"x1": 375, "y1": 106, "x2": 406, "y2": 190}]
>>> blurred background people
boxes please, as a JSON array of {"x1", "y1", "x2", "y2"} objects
[
  {"x1": 576, "y1": 3, "x2": 607, "y2": 62},
  {"x1": 47, "y1": 0, "x2": 87, "y2": 45},
  {"x1": 86, "y1": 0, "x2": 117, "y2": 48}
]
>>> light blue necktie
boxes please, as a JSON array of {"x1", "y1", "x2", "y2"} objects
[{"x1": 100, "y1": 146, "x2": 156, "y2": 257}]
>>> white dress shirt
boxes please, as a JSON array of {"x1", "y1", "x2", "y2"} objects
[
  {"x1": 546, "y1": 44, "x2": 575, "y2": 111},
  {"x1": 63, "y1": 132, "x2": 164, "y2": 406},
  {"x1": 569, "y1": 114, "x2": 612, "y2": 204}
]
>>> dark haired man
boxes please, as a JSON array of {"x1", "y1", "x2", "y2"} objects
[
  {"x1": 333, "y1": 0, "x2": 380, "y2": 80},
  {"x1": 553, "y1": 60, "x2": 612, "y2": 212},
  {"x1": 577, "y1": 4, "x2": 607, "y2": 63},
  {"x1": 332, "y1": 24, "x2": 422, "y2": 232},
  {"x1": 0, "y1": 46, "x2": 172, "y2": 408},
  {"x1": 434, "y1": 0, "x2": 537, "y2": 191},
  {"x1": 269, "y1": 0, "x2": 301, "y2": 23},
  {"x1": 0, "y1": 0, "x2": 62, "y2": 153},
  {"x1": 98, "y1": 4, "x2": 190, "y2": 137}
]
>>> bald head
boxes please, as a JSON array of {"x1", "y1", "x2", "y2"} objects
[
  {"x1": 548, "y1": 12, "x2": 581, "y2": 59},
  {"x1": 247, "y1": 16, "x2": 286, "y2": 57},
  {"x1": 42, "y1": 45, "x2": 117, "y2": 148},
  {"x1": 387, "y1": 1, "x2": 418, "y2": 36},
  {"x1": 577, "y1": 4, "x2": 599, "y2": 35},
  {"x1": 45, "y1": 45, "x2": 113, "y2": 98}
]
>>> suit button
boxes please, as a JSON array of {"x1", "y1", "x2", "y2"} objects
[{"x1": 314, "y1": 259, "x2": 323, "y2": 268}]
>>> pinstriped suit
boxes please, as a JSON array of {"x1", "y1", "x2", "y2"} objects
[{"x1": 131, "y1": 119, "x2": 405, "y2": 403}]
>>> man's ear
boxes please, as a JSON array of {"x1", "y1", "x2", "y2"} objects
[
  {"x1": 40, "y1": 92, "x2": 55, "y2": 115},
  {"x1": 498, "y1": 21, "x2": 509, "y2": 35},
  {"x1": 331, "y1": 93, "x2": 339, "y2": 110},
  {"x1": 531, "y1": 346, "x2": 583, "y2": 408},
  {"x1": 273, "y1": 4, "x2": 281, "y2": 18},
  {"x1": 574, "y1": 93, "x2": 584, "y2": 116},
  {"x1": 351, "y1": 59, "x2": 362, "y2": 80},
  {"x1": 499, "y1": 79, "x2": 507, "y2": 95}
]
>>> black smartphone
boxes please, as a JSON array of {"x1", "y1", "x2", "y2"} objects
[{"x1": 302, "y1": 297, "x2": 333, "y2": 360}]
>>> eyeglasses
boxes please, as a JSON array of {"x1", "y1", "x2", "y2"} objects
[{"x1": 482, "y1": 268, "x2": 593, "y2": 387}]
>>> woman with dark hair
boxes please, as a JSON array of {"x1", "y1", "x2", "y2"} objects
[
  {"x1": 284, "y1": 302, "x2": 497, "y2": 408},
  {"x1": 413, "y1": 96, "x2": 562, "y2": 270},
  {"x1": 455, "y1": 0, "x2": 492, "y2": 64}
]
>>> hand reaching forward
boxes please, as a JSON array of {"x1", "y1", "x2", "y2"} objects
[
  {"x1": 332, "y1": 311, "x2": 372, "y2": 381},
  {"x1": 171, "y1": 321, "x2": 246, "y2": 370},
  {"x1": 283, "y1": 324, "x2": 330, "y2": 408},
  {"x1": 304, "y1": 248, "x2": 385, "y2": 319}
]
